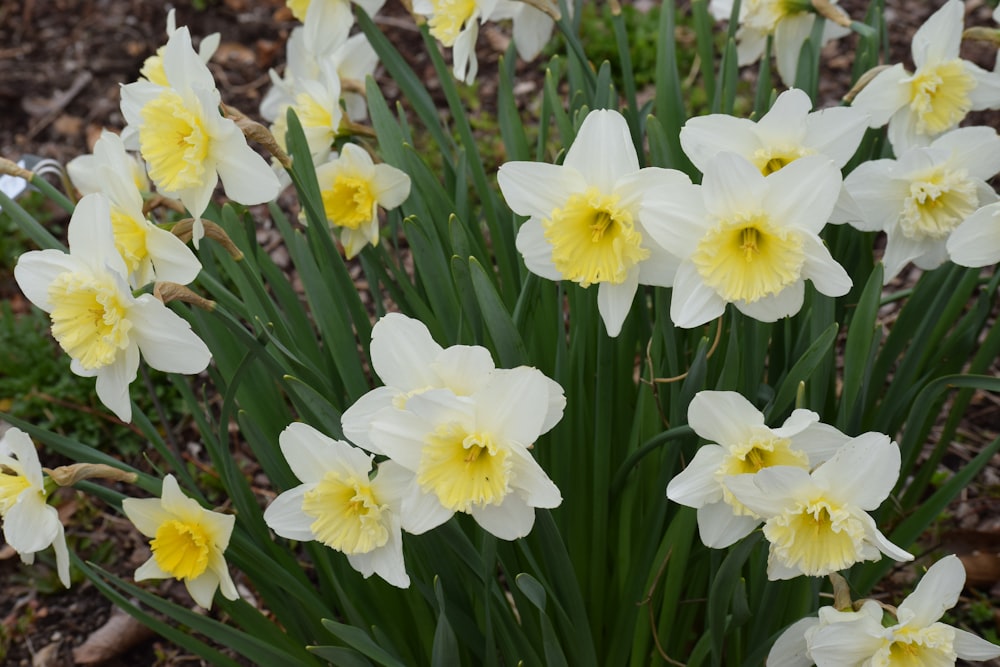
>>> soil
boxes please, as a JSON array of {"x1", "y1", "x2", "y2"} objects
[{"x1": 1, "y1": 0, "x2": 1000, "y2": 665}]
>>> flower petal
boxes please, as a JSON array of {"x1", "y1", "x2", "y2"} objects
[
  {"x1": 498, "y1": 162, "x2": 586, "y2": 220},
  {"x1": 897, "y1": 554, "x2": 964, "y2": 627},
  {"x1": 563, "y1": 109, "x2": 639, "y2": 193},
  {"x1": 597, "y1": 272, "x2": 638, "y2": 337},
  {"x1": 469, "y1": 492, "x2": 536, "y2": 540},
  {"x1": 130, "y1": 295, "x2": 211, "y2": 374},
  {"x1": 812, "y1": 432, "x2": 898, "y2": 510},
  {"x1": 697, "y1": 501, "x2": 760, "y2": 549},
  {"x1": 263, "y1": 485, "x2": 316, "y2": 540}
]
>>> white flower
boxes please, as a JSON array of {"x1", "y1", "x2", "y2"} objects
[
  {"x1": 839, "y1": 126, "x2": 1000, "y2": 282},
  {"x1": 784, "y1": 555, "x2": 1000, "y2": 666},
  {"x1": 947, "y1": 201, "x2": 1000, "y2": 267},
  {"x1": 489, "y1": 0, "x2": 555, "y2": 61},
  {"x1": 122, "y1": 475, "x2": 238, "y2": 609},
  {"x1": 726, "y1": 433, "x2": 913, "y2": 579},
  {"x1": 67, "y1": 131, "x2": 201, "y2": 288},
  {"x1": 498, "y1": 109, "x2": 689, "y2": 336},
  {"x1": 120, "y1": 27, "x2": 280, "y2": 245},
  {"x1": 268, "y1": 61, "x2": 344, "y2": 168},
  {"x1": 139, "y1": 9, "x2": 220, "y2": 87},
  {"x1": 366, "y1": 367, "x2": 564, "y2": 540},
  {"x1": 709, "y1": 0, "x2": 850, "y2": 85},
  {"x1": 263, "y1": 423, "x2": 410, "y2": 588},
  {"x1": 314, "y1": 144, "x2": 411, "y2": 258},
  {"x1": 666, "y1": 391, "x2": 849, "y2": 549},
  {"x1": 0, "y1": 428, "x2": 70, "y2": 588},
  {"x1": 851, "y1": 0, "x2": 1000, "y2": 153},
  {"x1": 413, "y1": 0, "x2": 498, "y2": 83},
  {"x1": 286, "y1": 0, "x2": 386, "y2": 56},
  {"x1": 680, "y1": 88, "x2": 869, "y2": 177},
  {"x1": 14, "y1": 194, "x2": 211, "y2": 422},
  {"x1": 641, "y1": 152, "x2": 851, "y2": 328}
]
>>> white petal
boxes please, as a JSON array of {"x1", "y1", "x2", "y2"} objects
[
  {"x1": 967, "y1": 61, "x2": 1000, "y2": 110},
  {"x1": 755, "y1": 89, "x2": 812, "y2": 147},
  {"x1": 597, "y1": 272, "x2": 638, "y2": 337},
  {"x1": 688, "y1": 391, "x2": 765, "y2": 448},
  {"x1": 613, "y1": 167, "x2": 692, "y2": 217},
  {"x1": 212, "y1": 123, "x2": 281, "y2": 206},
  {"x1": 841, "y1": 159, "x2": 905, "y2": 232},
  {"x1": 763, "y1": 155, "x2": 841, "y2": 235},
  {"x1": 134, "y1": 556, "x2": 171, "y2": 581},
  {"x1": 806, "y1": 615, "x2": 886, "y2": 664},
  {"x1": 130, "y1": 296, "x2": 211, "y2": 374},
  {"x1": 679, "y1": 115, "x2": 761, "y2": 173},
  {"x1": 702, "y1": 153, "x2": 766, "y2": 219},
  {"x1": 143, "y1": 226, "x2": 202, "y2": 285},
  {"x1": 95, "y1": 347, "x2": 139, "y2": 422},
  {"x1": 697, "y1": 500, "x2": 760, "y2": 549},
  {"x1": 931, "y1": 127, "x2": 1000, "y2": 180},
  {"x1": 850, "y1": 65, "x2": 910, "y2": 128},
  {"x1": 508, "y1": 445, "x2": 561, "y2": 508},
  {"x1": 640, "y1": 182, "x2": 708, "y2": 258},
  {"x1": 725, "y1": 466, "x2": 814, "y2": 518},
  {"x1": 667, "y1": 445, "x2": 727, "y2": 508},
  {"x1": 431, "y1": 345, "x2": 496, "y2": 396},
  {"x1": 563, "y1": 109, "x2": 639, "y2": 193},
  {"x1": 3, "y1": 428, "x2": 45, "y2": 488},
  {"x1": 185, "y1": 569, "x2": 221, "y2": 609},
  {"x1": 14, "y1": 250, "x2": 85, "y2": 312},
  {"x1": 368, "y1": 407, "x2": 437, "y2": 470},
  {"x1": 812, "y1": 432, "x2": 899, "y2": 510},
  {"x1": 897, "y1": 554, "x2": 964, "y2": 627},
  {"x1": 766, "y1": 617, "x2": 818, "y2": 667},
  {"x1": 474, "y1": 368, "x2": 550, "y2": 445},
  {"x1": 804, "y1": 106, "x2": 870, "y2": 168},
  {"x1": 52, "y1": 523, "x2": 71, "y2": 588},
  {"x1": 787, "y1": 421, "x2": 849, "y2": 466},
  {"x1": 882, "y1": 230, "x2": 929, "y2": 284},
  {"x1": 4, "y1": 498, "x2": 59, "y2": 554},
  {"x1": 953, "y1": 628, "x2": 1000, "y2": 660},
  {"x1": 800, "y1": 234, "x2": 852, "y2": 297},
  {"x1": 947, "y1": 203, "x2": 1000, "y2": 267},
  {"x1": 515, "y1": 219, "x2": 562, "y2": 281},
  {"x1": 736, "y1": 280, "x2": 805, "y2": 322},
  {"x1": 121, "y1": 496, "x2": 175, "y2": 538},
  {"x1": 347, "y1": 517, "x2": 409, "y2": 588},
  {"x1": 670, "y1": 262, "x2": 726, "y2": 329},
  {"x1": 280, "y1": 422, "x2": 371, "y2": 484},
  {"x1": 912, "y1": 0, "x2": 962, "y2": 68},
  {"x1": 70, "y1": 194, "x2": 127, "y2": 276},
  {"x1": 162, "y1": 27, "x2": 216, "y2": 93},
  {"x1": 371, "y1": 164, "x2": 411, "y2": 209},
  {"x1": 773, "y1": 14, "x2": 815, "y2": 87},
  {"x1": 469, "y1": 493, "x2": 536, "y2": 540},
  {"x1": 369, "y1": 312, "x2": 443, "y2": 389},
  {"x1": 211, "y1": 551, "x2": 239, "y2": 601},
  {"x1": 398, "y1": 478, "x2": 453, "y2": 534},
  {"x1": 498, "y1": 162, "x2": 586, "y2": 220},
  {"x1": 341, "y1": 387, "x2": 396, "y2": 453},
  {"x1": 637, "y1": 236, "x2": 681, "y2": 288}
]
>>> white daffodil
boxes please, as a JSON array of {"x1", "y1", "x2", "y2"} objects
[
  {"x1": 314, "y1": 144, "x2": 411, "y2": 258},
  {"x1": 139, "y1": 8, "x2": 220, "y2": 87},
  {"x1": 667, "y1": 391, "x2": 849, "y2": 549},
  {"x1": 838, "y1": 126, "x2": 1000, "y2": 282},
  {"x1": 413, "y1": 0, "x2": 498, "y2": 83},
  {"x1": 680, "y1": 88, "x2": 869, "y2": 177},
  {"x1": 120, "y1": 27, "x2": 280, "y2": 245},
  {"x1": 498, "y1": 109, "x2": 689, "y2": 336},
  {"x1": 268, "y1": 61, "x2": 344, "y2": 168},
  {"x1": 67, "y1": 131, "x2": 201, "y2": 288},
  {"x1": 641, "y1": 152, "x2": 850, "y2": 328},
  {"x1": 14, "y1": 194, "x2": 211, "y2": 423},
  {"x1": 783, "y1": 555, "x2": 1000, "y2": 666},
  {"x1": 122, "y1": 475, "x2": 238, "y2": 609},
  {"x1": 726, "y1": 433, "x2": 912, "y2": 580},
  {"x1": 366, "y1": 367, "x2": 564, "y2": 540},
  {"x1": 709, "y1": 0, "x2": 850, "y2": 86},
  {"x1": 947, "y1": 201, "x2": 1000, "y2": 267},
  {"x1": 263, "y1": 423, "x2": 410, "y2": 588},
  {"x1": 489, "y1": 0, "x2": 556, "y2": 62},
  {"x1": 286, "y1": 0, "x2": 386, "y2": 57},
  {"x1": 0, "y1": 428, "x2": 70, "y2": 588},
  {"x1": 342, "y1": 313, "x2": 566, "y2": 452},
  {"x1": 851, "y1": 0, "x2": 1000, "y2": 153}
]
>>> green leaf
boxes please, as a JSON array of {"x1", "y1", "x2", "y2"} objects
[
  {"x1": 468, "y1": 257, "x2": 528, "y2": 367},
  {"x1": 432, "y1": 578, "x2": 460, "y2": 666},
  {"x1": 321, "y1": 619, "x2": 409, "y2": 667}
]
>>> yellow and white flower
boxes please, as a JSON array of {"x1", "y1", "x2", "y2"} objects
[
  {"x1": 851, "y1": 0, "x2": 1000, "y2": 153},
  {"x1": 286, "y1": 0, "x2": 386, "y2": 57},
  {"x1": 0, "y1": 428, "x2": 70, "y2": 588},
  {"x1": 725, "y1": 433, "x2": 912, "y2": 580},
  {"x1": 641, "y1": 152, "x2": 850, "y2": 328},
  {"x1": 122, "y1": 475, "x2": 238, "y2": 609},
  {"x1": 139, "y1": 8, "x2": 220, "y2": 87},
  {"x1": 771, "y1": 555, "x2": 1000, "y2": 666},
  {"x1": 666, "y1": 391, "x2": 849, "y2": 549},
  {"x1": 14, "y1": 194, "x2": 211, "y2": 423},
  {"x1": 67, "y1": 131, "x2": 201, "y2": 288},
  {"x1": 268, "y1": 62, "x2": 344, "y2": 168},
  {"x1": 838, "y1": 126, "x2": 1000, "y2": 282},
  {"x1": 263, "y1": 423, "x2": 410, "y2": 588},
  {"x1": 120, "y1": 27, "x2": 280, "y2": 245},
  {"x1": 709, "y1": 0, "x2": 850, "y2": 86},
  {"x1": 314, "y1": 143, "x2": 411, "y2": 258},
  {"x1": 366, "y1": 367, "x2": 564, "y2": 540},
  {"x1": 413, "y1": 0, "x2": 498, "y2": 83},
  {"x1": 499, "y1": 109, "x2": 689, "y2": 336}
]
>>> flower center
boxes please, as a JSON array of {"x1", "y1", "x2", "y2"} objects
[
  {"x1": 301, "y1": 472, "x2": 389, "y2": 555},
  {"x1": 110, "y1": 206, "x2": 150, "y2": 278},
  {"x1": 428, "y1": 0, "x2": 477, "y2": 46},
  {"x1": 692, "y1": 213, "x2": 805, "y2": 304},
  {"x1": 323, "y1": 175, "x2": 377, "y2": 230},
  {"x1": 717, "y1": 434, "x2": 809, "y2": 515},
  {"x1": 0, "y1": 466, "x2": 31, "y2": 514},
  {"x1": 139, "y1": 89, "x2": 210, "y2": 193},
  {"x1": 763, "y1": 497, "x2": 867, "y2": 576},
  {"x1": 900, "y1": 167, "x2": 978, "y2": 241},
  {"x1": 151, "y1": 519, "x2": 212, "y2": 580},
  {"x1": 544, "y1": 188, "x2": 649, "y2": 287},
  {"x1": 48, "y1": 272, "x2": 132, "y2": 371},
  {"x1": 908, "y1": 60, "x2": 975, "y2": 136},
  {"x1": 741, "y1": 0, "x2": 807, "y2": 33},
  {"x1": 882, "y1": 625, "x2": 958, "y2": 667},
  {"x1": 751, "y1": 146, "x2": 815, "y2": 176},
  {"x1": 418, "y1": 424, "x2": 511, "y2": 512}
]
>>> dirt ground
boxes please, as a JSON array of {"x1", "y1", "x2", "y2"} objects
[{"x1": 1, "y1": 0, "x2": 1000, "y2": 665}]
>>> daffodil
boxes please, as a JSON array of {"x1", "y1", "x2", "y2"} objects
[
  {"x1": 67, "y1": 131, "x2": 201, "y2": 288},
  {"x1": 838, "y1": 126, "x2": 1000, "y2": 282},
  {"x1": 641, "y1": 152, "x2": 850, "y2": 328},
  {"x1": 725, "y1": 433, "x2": 912, "y2": 579},
  {"x1": 314, "y1": 144, "x2": 411, "y2": 258},
  {"x1": 851, "y1": 0, "x2": 1000, "y2": 153},
  {"x1": 489, "y1": 0, "x2": 556, "y2": 61},
  {"x1": 366, "y1": 367, "x2": 564, "y2": 540},
  {"x1": 139, "y1": 9, "x2": 220, "y2": 87},
  {"x1": 268, "y1": 61, "x2": 344, "y2": 168},
  {"x1": 286, "y1": 0, "x2": 386, "y2": 57},
  {"x1": 498, "y1": 109, "x2": 689, "y2": 336},
  {"x1": 14, "y1": 194, "x2": 211, "y2": 422},
  {"x1": 120, "y1": 27, "x2": 280, "y2": 245},
  {"x1": 666, "y1": 391, "x2": 850, "y2": 549},
  {"x1": 772, "y1": 555, "x2": 1000, "y2": 666},
  {"x1": 263, "y1": 423, "x2": 410, "y2": 588},
  {"x1": 709, "y1": 0, "x2": 850, "y2": 85},
  {"x1": 0, "y1": 428, "x2": 70, "y2": 588},
  {"x1": 680, "y1": 88, "x2": 869, "y2": 177},
  {"x1": 122, "y1": 475, "x2": 238, "y2": 609},
  {"x1": 413, "y1": 0, "x2": 498, "y2": 83}
]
